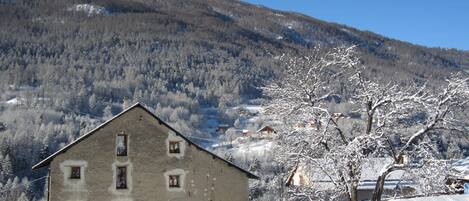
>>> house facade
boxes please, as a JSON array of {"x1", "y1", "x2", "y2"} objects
[{"x1": 32, "y1": 103, "x2": 257, "y2": 201}]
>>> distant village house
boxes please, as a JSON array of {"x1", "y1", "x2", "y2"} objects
[
  {"x1": 216, "y1": 124, "x2": 230, "y2": 135},
  {"x1": 257, "y1": 126, "x2": 276, "y2": 135},
  {"x1": 286, "y1": 158, "x2": 416, "y2": 201},
  {"x1": 253, "y1": 126, "x2": 276, "y2": 140}
]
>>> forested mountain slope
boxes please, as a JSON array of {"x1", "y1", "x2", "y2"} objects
[{"x1": 0, "y1": 0, "x2": 468, "y2": 200}]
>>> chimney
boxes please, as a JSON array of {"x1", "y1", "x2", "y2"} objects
[{"x1": 123, "y1": 97, "x2": 130, "y2": 110}]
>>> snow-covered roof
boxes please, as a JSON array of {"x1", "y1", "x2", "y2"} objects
[
  {"x1": 390, "y1": 194, "x2": 469, "y2": 201},
  {"x1": 244, "y1": 105, "x2": 264, "y2": 113},
  {"x1": 32, "y1": 103, "x2": 259, "y2": 179},
  {"x1": 305, "y1": 158, "x2": 405, "y2": 181},
  {"x1": 361, "y1": 158, "x2": 405, "y2": 181},
  {"x1": 289, "y1": 158, "x2": 412, "y2": 189},
  {"x1": 358, "y1": 180, "x2": 414, "y2": 190},
  {"x1": 6, "y1": 97, "x2": 19, "y2": 104},
  {"x1": 5, "y1": 97, "x2": 50, "y2": 105},
  {"x1": 256, "y1": 125, "x2": 275, "y2": 133},
  {"x1": 452, "y1": 157, "x2": 469, "y2": 180}
]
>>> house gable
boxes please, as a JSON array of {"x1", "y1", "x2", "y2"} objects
[
  {"x1": 32, "y1": 103, "x2": 258, "y2": 179},
  {"x1": 257, "y1": 126, "x2": 276, "y2": 133}
]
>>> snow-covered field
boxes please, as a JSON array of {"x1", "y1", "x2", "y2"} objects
[
  {"x1": 390, "y1": 194, "x2": 469, "y2": 201},
  {"x1": 67, "y1": 4, "x2": 110, "y2": 17},
  {"x1": 231, "y1": 140, "x2": 273, "y2": 162},
  {"x1": 3, "y1": 97, "x2": 51, "y2": 106},
  {"x1": 6, "y1": 97, "x2": 20, "y2": 105}
]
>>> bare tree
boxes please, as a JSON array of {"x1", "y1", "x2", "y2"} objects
[
  {"x1": 370, "y1": 75, "x2": 469, "y2": 201},
  {"x1": 263, "y1": 46, "x2": 469, "y2": 201}
]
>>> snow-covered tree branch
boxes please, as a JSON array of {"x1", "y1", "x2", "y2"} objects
[{"x1": 262, "y1": 45, "x2": 469, "y2": 201}]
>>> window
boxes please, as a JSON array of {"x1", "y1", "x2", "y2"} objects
[
  {"x1": 116, "y1": 166, "x2": 127, "y2": 189},
  {"x1": 116, "y1": 134, "x2": 128, "y2": 156},
  {"x1": 168, "y1": 175, "x2": 180, "y2": 188},
  {"x1": 164, "y1": 169, "x2": 185, "y2": 191},
  {"x1": 169, "y1": 141, "x2": 180, "y2": 153},
  {"x1": 70, "y1": 166, "x2": 81, "y2": 179}
]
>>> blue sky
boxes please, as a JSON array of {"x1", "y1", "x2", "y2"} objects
[{"x1": 243, "y1": 0, "x2": 469, "y2": 51}]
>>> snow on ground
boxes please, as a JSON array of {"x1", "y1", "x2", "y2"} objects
[
  {"x1": 247, "y1": 116, "x2": 260, "y2": 123},
  {"x1": 390, "y1": 194, "x2": 469, "y2": 201},
  {"x1": 67, "y1": 4, "x2": 110, "y2": 17},
  {"x1": 244, "y1": 105, "x2": 264, "y2": 113},
  {"x1": 4, "y1": 97, "x2": 51, "y2": 106},
  {"x1": 283, "y1": 21, "x2": 299, "y2": 30},
  {"x1": 199, "y1": 106, "x2": 222, "y2": 136},
  {"x1": 231, "y1": 140, "x2": 273, "y2": 161},
  {"x1": 340, "y1": 28, "x2": 353, "y2": 34},
  {"x1": 229, "y1": 105, "x2": 265, "y2": 114},
  {"x1": 6, "y1": 97, "x2": 19, "y2": 105},
  {"x1": 340, "y1": 28, "x2": 361, "y2": 39},
  {"x1": 209, "y1": 103, "x2": 277, "y2": 162},
  {"x1": 274, "y1": 13, "x2": 284, "y2": 17}
]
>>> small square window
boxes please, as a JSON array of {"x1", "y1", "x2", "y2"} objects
[
  {"x1": 117, "y1": 134, "x2": 128, "y2": 156},
  {"x1": 169, "y1": 141, "x2": 180, "y2": 153},
  {"x1": 70, "y1": 166, "x2": 81, "y2": 179},
  {"x1": 116, "y1": 166, "x2": 127, "y2": 189},
  {"x1": 168, "y1": 175, "x2": 180, "y2": 188}
]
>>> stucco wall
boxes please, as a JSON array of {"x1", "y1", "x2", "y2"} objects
[{"x1": 49, "y1": 107, "x2": 249, "y2": 201}]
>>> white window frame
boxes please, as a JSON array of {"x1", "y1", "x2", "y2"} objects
[
  {"x1": 116, "y1": 132, "x2": 128, "y2": 156},
  {"x1": 110, "y1": 161, "x2": 133, "y2": 195},
  {"x1": 59, "y1": 160, "x2": 87, "y2": 188},
  {"x1": 166, "y1": 131, "x2": 185, "y2": 159},
  {"x1": 164, "y1": 169, "x2": 186, "y2": 192}
]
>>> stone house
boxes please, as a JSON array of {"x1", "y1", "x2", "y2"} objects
[{"x1": 32, "y1": 103, "x2": 258, "y2": 201}]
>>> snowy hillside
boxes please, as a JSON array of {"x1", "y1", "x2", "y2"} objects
[{"x1": 67, "y1": 4, "x2": 110, "y2": 16}]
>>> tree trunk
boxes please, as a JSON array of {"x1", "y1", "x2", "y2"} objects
[
  {"x1": 350, "y1": 182, "x2": 358, "y2": 201},
  {"x1": 371, "y1": 175, "x2": 386, "y2": 201},
  {"x1": 366, "y1": 101, "x2": 373, "y2": 134},
  {"x1": 371, "y1": 166, "x2": 394, "y2": 201},
  {"x1": 347, "y1": 162, "x2": 359, "y2": 201}
]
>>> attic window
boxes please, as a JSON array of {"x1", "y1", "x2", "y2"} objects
[
  {"x1": 169, "y1": 141, "x2": 180, "y2": 154},
  {"x1": 116, "y1": 166, "x2": 127, "y2": 189},
  {"x1": 70, "y1": 166, "x2": 81, "y2": 179},
  {"x1": 116, "y1": 134, "x2": 128, "y2": 156},
  {"x1": 168, "y1": 175, "x2": 180, "y2": 188},
  {"x1": 166, "y1": 131, "x2": 185, "y2": 159}
]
